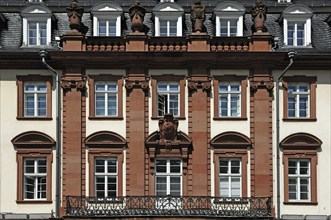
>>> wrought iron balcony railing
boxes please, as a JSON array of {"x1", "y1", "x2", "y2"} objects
[{"x1": 66, "y1": 196, "x2": 272, "y2": 218}]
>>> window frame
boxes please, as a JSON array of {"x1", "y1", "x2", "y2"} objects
[
  {"x1": 152, "y1": 75, "x2": 185, "y2": 119},
  {"x1": 155, "y1": 159, "x2": 182, "y2": 196},
  {"x1": 94, "y1": 158, "x2": 118, "y2": 198},
  {"x1": 282, "y1": 5, "x2": 313, "y2": 47},
  {"x1": 214, "y1": 2, "x2": 245, "y2": 37},
  {"x1": 21, "y1": 5, "x2": 52, "y2": 47},
  {"x1": 283, "y1": 76, "x2": 316, "y2": 121},
  {"x1": 213, "y1": 76, "x2": 247, "y2": 120},
  {"x1": 281, "y1": 132, "x2": 321, "y2": 205},
  {"x1": 91, "y1": 2, "x2": 123, "y2": 37},
  {"x1": 88, "y1": 75, "x2": 123, "y2": 120},
  {"x1": 219, "y1": 158, "x2": 242, "y2": 197},
  {"x1": 211, "y1": 132, "x2": 251, "y2": 198},
  {"x1": 17, "y1": 75, "x2": 52, "y2": 120}
]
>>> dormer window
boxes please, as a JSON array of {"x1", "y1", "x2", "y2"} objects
[
  {"x1": 282, "y1": 5, "x2": 313, "y2": 47},
  {"x1": 153, "y1": 2, "x2": 184, "y2": 37},
  {"x1": 214, "y1": 2, "x2": 245, "y2": 37},
  {"x1": 91, "y1": 2, "x2": 123, "y2": 37},
  {"x1": 21, "y1": 5, "x2": 52, "y2": 47}
]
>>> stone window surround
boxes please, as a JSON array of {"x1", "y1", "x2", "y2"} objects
[
  {"x1": 88, "y1": 75, "x2": 123, "y2": 120},
  {"x1": 281, "y1": 132, "x2": 322, "y2": 205},
  {"x1": 213, "y1": 75, "x2": 247, "y2": 120},
  {"x1": 17, "y1": 75, "x2": 52, "y2": 120},
  {"x1": 85, "y1": 131, "x2": 126, "y2": 197},
  {"x1": 12, "y1": 131, "x2": 55, "y2": 203},
  {"x1": 282, "y1": 76, "x2": 316, "y2": 121},
  {"x1": 211, "y1": 131, "x2": 251, "y2": 198},
  {"x1": 151, "y1": 75, "x2": 185, "y2": 120}
]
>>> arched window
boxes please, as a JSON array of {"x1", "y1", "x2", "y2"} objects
[
  {"x1": 91, "y1": 2, "x2": 123, "y2": 36},
  {"x1": 211, "y1": 132, "x2": 251, "y2": 197},
  {"x1": 280, "y1": 132, "x2": 322, "y2": 204},
  {"x1": 213, "y1": 2, "x2": 245, "y2": 37},
  {"x1": 21, "y1": 5, "x2": 53, "y2": 47},
  {"x1": 85, "y1": 131, "x2": 126, "y2": 197},
  {"x1": 12, "y1": 131, "x2": 55, "y2": 203},
  {"x1": 152, "y1": 2, "x2": 184, "y2": 36}
]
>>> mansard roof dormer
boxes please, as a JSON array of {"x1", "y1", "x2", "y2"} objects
[
  {"x1": 281, "y1": 4, "x2": 313, "y2": 47},
  {"x1": 152, "y1": 2, "x2": 184, "y2": 36},
  {"x1": 91, "y1": 2, "x2": 123, "y2": 36},
  {"x1": 213, "y1": 1, "x2": 245, "y2": 37},
  {"x1": 20, "y1": 4, "x2": 53, "y2": 47}
]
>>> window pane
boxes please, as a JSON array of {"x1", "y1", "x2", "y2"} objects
[
  {"x1": 95, "y1": 159, "x2": 105, "y2": 173},
  {"x1": 25, "y1": 160, "x2": 35, "y2": 173},
  {"x1": 170, "y1": 160, "x2": 181, "y2": 173},
  {"x1": 220, "y1": 177, "x2": 229, "y2": 197},
  {"x1": 25, "y1": 176, "x2": 36, "y2": 199},
  {"x1": 107, "y1": 159, "x2": 117, "y2": 173},
  {"x1": 156, "y1": 160, "x2": 167, "y2": 173}
]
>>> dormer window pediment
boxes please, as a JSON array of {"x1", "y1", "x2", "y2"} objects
[{"x1": 91, "y1": 2, "x2": 123, "y2": 37}]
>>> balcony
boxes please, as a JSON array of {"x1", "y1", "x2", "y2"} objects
[{"x1": 66, "y1": 196, "x2": 272, "y2": 218}]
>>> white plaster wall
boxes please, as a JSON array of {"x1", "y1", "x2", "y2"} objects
[
  {"x1": 272, "y1": 70, "x2": 331, "y2": 216},
  {"x1": 148, "y1": 69, "x2": 189, "y2": 135},
  {"x1": 85, "y1": 69, "x2": 126, "y2": 138},
  {"x1": 0, "y1": 70, "x2": 57, "y2": 214}
]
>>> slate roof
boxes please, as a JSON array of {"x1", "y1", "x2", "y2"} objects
[{"x1": 0, "y1": 0, "x2": 330, "y2": 52}]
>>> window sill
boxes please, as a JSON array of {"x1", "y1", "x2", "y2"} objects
[
  {"x1": 213, "y1": 117, "x2": 247, "y2": 121},
  {"x1": 89, "y1": 116, "x2": 124, "y2": 120},
  {"x1": 17, "y1": 117, "x2": 52, "y2": 121},
  {"x1": 283, "y1": 201, "x2": 318, "y2": 205},
  {"x1": 151, "y1": 116, "x2": 186, "y2": 120},
  {"x1": 283, "y1": 118, "x2": 317, "y2": 122},
  {"x1": 16, "y1": 200, "x2": 52, "y2": 204}
]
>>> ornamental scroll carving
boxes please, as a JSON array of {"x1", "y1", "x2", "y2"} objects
[
  {"x1": 129, "y1": 1, "x2": 146, "y2": 33},
  {"x1": 61, "y1": 77, "x2": 87, "y2": 92},
  {"x1": 125, "y1": 76, "x2": 150, "y2": 93},
  {"x1": 250, "y1": 78, "x2": 274, "y2": 94},
  {"x1": 66, "y1": 0, "x2": 88, "y2": 34},
  {"x1": 191, "y1": 0, "x2": 205, "y2": 33},
  {"x1": 251, "y1": 0, "x2": 267, "y2": 33},
  {"x1": 187, "y1": 76, "x2": 212, "y2": 94}
]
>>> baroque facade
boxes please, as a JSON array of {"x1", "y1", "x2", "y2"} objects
[{"x1": 0, "y1": 0, "x2": 331, "y2": 219}]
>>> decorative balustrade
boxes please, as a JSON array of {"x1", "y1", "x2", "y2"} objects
[
  {"x1": 147, "y1": 37, "x2": 188, "y2": 52},
  {"x1": 66, "y1": 196, "x2": 272, "y2": 218},
  {"x1": 210, "y1": 37, "x2": 250, "y2": 52},
  {"x1": 86, "y1": 37, "x2": 126, "y2": 52}
]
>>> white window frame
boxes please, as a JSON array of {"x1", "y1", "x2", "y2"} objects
[
  {"x1": 153, "y1": 3, "x2": 184, "y2": 37},
  {"x1": 157, "y1": 82, "x2": 179, "y2": 117},
  {"x1": 24, "y1": 82, "x2": 47, "y2": 117},
  {"x1": 288, "y1": 159, "x2": 311, "y2": 201},
  {"x1": 214, "y1": 3, "x2": 245, "y2": 37},
  {"x1": 287, "y1": 83, "x2": 310, "y2": 118},
  {"x1": 218, "y1": 82, "x2": 241, "y2": 117},
  {"x1": 29, "y1": 0, "x2": 43, "y2": 2},
  {"x1": 91, "y1": 3, "x2": 122, "y2": 37},
  {"x1": 23, "y1": 158, "x2": 47, "y2": 200},
  {"x1": 219, "y1": 158, "x2": 242, "y2": 197},
  {"x1": 278, "y1": 0, "x2": 291, "y2": 3},
  {"x1": 95, "y1": 82, "x2": 118, "y2": 117},
  {"x1": 155, "y1": 159, "x2": 182, "y2": 196},
  {"x1": 95, "y1": 158, "x2": 118, "y2": 198},
  {"x1": 282, "y1": 5, "x2": 312, "y2": 47},
  {"x1": 21, "y1": 6, "x2": 52, "y2": 47}
]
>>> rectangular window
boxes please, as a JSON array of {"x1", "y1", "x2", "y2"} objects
[
  {"x1": 219, "y1": 159, "x2": 241, "y2": 197},
  {"x1": 95, "y1": 158, "x2": 117, "y2": 197},
  {"x1": 95, "y1": 82, "x2": 118, "y2": 117},
  {"x1": 28, "y1": 21, "x2": 47, "y2": 46},
  {"x1": 160, "y1": 20, "x2": 177, "y2": 37},
  {"x1": 288, "y1": 159, "x2": 310, "y2": 201},
  {"x1": 98, "y1": 19, "x2": 117, "y2": 37},
  {"x1": 23, "y1": 158, "x2": 47, "y2": 200},
  {"x1": 287, "y1": 22, "x2": 305, "y2": 46},
  {"x1": 155, "y1": 159, "x2": 182, "y2": 196},
  {"x1": 287, "y1": 83, "x2": 309, "y2": 118},
  {"x1": 157, "y1": 83, "x2": 179, "y2": 117},
  {"x1": 218, "y1": 82, "x2": 241, "y2": 117},
  {"x1": 220, "y1": 19, "x2": 237, "y2": 37},
  {"x1": 24, "y1": 82, "x2": 47, "y2": 117}
]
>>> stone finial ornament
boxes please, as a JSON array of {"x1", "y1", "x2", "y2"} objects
[
  {"x1": 66, "y1": 0, "x2": 84, "y2": 33},
  {"x1": 159, "y1": 114, "x2": 178, "y2": 143},
  {"x1": 129, "y1": 1, "x2": 146, "y2": 33},
  {"x1": 251, "y1": 0, "x2": 267, "y2": 33},
  {"x1": 190, "y1": 0, "x2": 205, "y2": 33}
]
